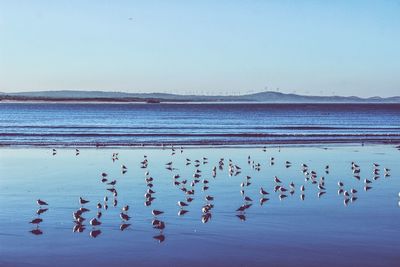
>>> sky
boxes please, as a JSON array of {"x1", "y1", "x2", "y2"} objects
[{"x1": 0, "y1": 0, "x2": 399, "y2": 97}]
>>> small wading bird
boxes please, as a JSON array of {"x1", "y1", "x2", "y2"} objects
[
  {"x1": 37, "y1": 199, "x2": 48, "y2": 206},
  {"x1": 79, "y1": 197, "x2": 89, "y2": 205},
  {"x1": 30, "y1": 149, "x2": 393, "y2": 240}
]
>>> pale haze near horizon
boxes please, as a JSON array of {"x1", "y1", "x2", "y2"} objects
[{"x1": 0, "y1": 0, "x2": 399, "y2": 97}]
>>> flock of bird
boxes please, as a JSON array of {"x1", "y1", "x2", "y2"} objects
[{"x1": 30, "y1": 145, "x2": 395, "y2": 240}]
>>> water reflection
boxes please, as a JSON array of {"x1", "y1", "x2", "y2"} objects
[
  {"x1": 120, "y1": 223, "x2": 130, "y2": 231},
  {"x1": 28, "y1": 146, "x2": 394, "y2": 243},
  {"x1": 30, "y1": 228, "x2": 43, "y2": 235},
  {"x1": 36, "y1": 208, "x2": 48, "y2": 215},
  {"x1": 90, "y1": 229, "x2": 101, "y2": 238},
  {"x1": 153, "y1": 234, "x2": 165, "y2": 243},
  {"x1": 29, "y1": 199, "x2": 49, "y2": 235}
]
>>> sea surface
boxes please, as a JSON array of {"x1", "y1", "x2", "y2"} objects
[
  {"x1": 0, "y1": 103, "x2": 400, "y2": 146},
  {"x1": 0, "y1": 145, "x2": 399, "y2": 267},
  {"x1": 0, "y1": 103, "x2": 399, "y2": 266}
]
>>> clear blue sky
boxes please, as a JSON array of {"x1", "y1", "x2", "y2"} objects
[{"x1": 0, "y1": 0, "x2": 399, "y2": 96}]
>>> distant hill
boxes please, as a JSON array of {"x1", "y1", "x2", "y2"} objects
[{"x1": 1, "y1": 90, "x2": 399, "y2": 103}]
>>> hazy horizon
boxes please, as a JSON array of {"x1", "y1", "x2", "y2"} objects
[
  {"x1": 2, "y1": 88, "x2": 400, "y2": 98},
  {"x1": 1, "y1": 1, "x2": 399, "y2": 97}
]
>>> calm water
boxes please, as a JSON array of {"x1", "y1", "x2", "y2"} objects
[
  {"x1": 0, "y1": 145, "x2": 399, "y2": 267},
  {"x1": 1, "y1": 103, "x2": 400, "y2": 146}
]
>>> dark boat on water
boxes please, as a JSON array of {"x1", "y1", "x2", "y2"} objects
[{"x1": 146, "y1": 99, "x2": 161, "y2": 104}]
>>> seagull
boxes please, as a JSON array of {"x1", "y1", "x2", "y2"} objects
[
  {"x1": 89, "y1": 218, "x2": 101, "y2": 226},
  {"x1": 37, "y1": 199, "x2": 48, "y2": 206},
  {"x1": 202, "y1": 204, "x2": 214, "y2": 213},
  {"x1": 80, "y1": 207, "x2": 90, "y2": 213},
  {"x1": 153, "y1": 221, "x2": 165, "y2": 230},
  {"x1": 279, "y1": 194, "x2": 287, "y2": 200},
  {"x1": 177, "y1": 201, "x2": 188, "y2": 207},
  {"x1": 318, "y1": 184, "x2": 326, "y2": 190},
  {"x1": 178, "y1": 210, "x2": 189, "y2": 216},
  {"x1": 79, "y1": 197, "x2": 89, "y2": 205},
  {"x1": 152, "y1": 210, "x2": 164, "y2": 216},
  {"x1": 107, "y1": 180, "x2": 117, "y2": 186},
  {"x1": 260, "y1": 187, "x2": 269, "y2": 195},
  {"x1": 244, "y1": 196, "x2": 252, "y2": 202},
  {"x1": 120, "y1": 213, "x2": 131, "y2": 221},
  {"x1": 205, "y1": 195, "x2": 214, "y2": 201},
  {"x1": 279, "y1": 187, "x2": 288, "y2": 192}
]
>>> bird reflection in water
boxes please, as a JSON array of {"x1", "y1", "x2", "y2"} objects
[
  {"x1": 90, "y1": 229, "x2": 101, "y2": 238},
  {"x1": 30, "y1": 199, "x2": 48, "y2": 236},
  {"x1": 28, "y1": 148, "x2": 394, "y2": 240},
  {"x1": 30, "y1": 228, "x2": 43, "y2": 235},
  {"x1": 153, "y1": 234, "x2": 165, "y2": 243}
]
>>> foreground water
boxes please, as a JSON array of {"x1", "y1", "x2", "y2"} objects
[
  {"x1": 1, "y1": 103, "x2": 400, "y2": 146},
  {"x1": 0, "y1": 145, "x2": 399, "y2": 267}
]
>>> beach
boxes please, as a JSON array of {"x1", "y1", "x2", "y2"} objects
[
  {"x1": 0, "y1": 103, "x2": 399, "y2": 266},
  {"x1": 2, "y1": 0, "x2": 400, "y2": 266},
  {"x1": 0, "y1": 145, "x2": 399, "y2": 267}
]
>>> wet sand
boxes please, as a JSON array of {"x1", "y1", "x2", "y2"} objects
[{"x1": 0, "y1": 145, "x2": 399, "y2": 267}]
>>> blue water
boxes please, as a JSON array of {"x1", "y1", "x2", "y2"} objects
[
  {"x1": 0, "y1": 145, "x2": 399, "y2": 267},
  {"x1": 1, "y1": 103, "x2": 399, "y2": 146}
]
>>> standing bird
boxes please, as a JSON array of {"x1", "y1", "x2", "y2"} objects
[
  {"x1": 89, "y1": 218, "x2": 101, "y2": 226},
  {"x1": 37, "y1": 199, "x2": 48, "y2": 206},
  {"x1": 120, "y1": 213, "x2": 131, "y2": 221},
  {"x1": 79, "y1": 197, "x2": 90, "y2": 205},
  {"x1": 177, "y1": 201, "x2": 188, "y2": 208},
  {"x1": 152, "y1": 209, "x2": 164, "y2": 217},
  {"x1": 260, "y1": 187, "x2": 269, "y2": 195}
]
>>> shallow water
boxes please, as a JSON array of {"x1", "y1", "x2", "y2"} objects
[
  {"x1": 0, "y1": 145, "x2": 399, "y2": 267},
  {"x1": 1, "y1": 103, "x2": 400, "y2": 146}
]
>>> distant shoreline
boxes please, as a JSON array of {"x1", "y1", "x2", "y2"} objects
[
  {"x1": 1, "y1": 99, "x2": 400, "y2": 104},
  {"x1": 1, "y1": 90, "x2": 399, "y2": 103}
]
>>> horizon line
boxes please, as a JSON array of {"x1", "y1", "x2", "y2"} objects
[{"x1": 1, "y1": 89, "x2": 399, "y2": 99}]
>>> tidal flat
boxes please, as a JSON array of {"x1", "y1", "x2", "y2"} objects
[{"x1": 0, "y1": 145, "x2": 399, "y2": 267}]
